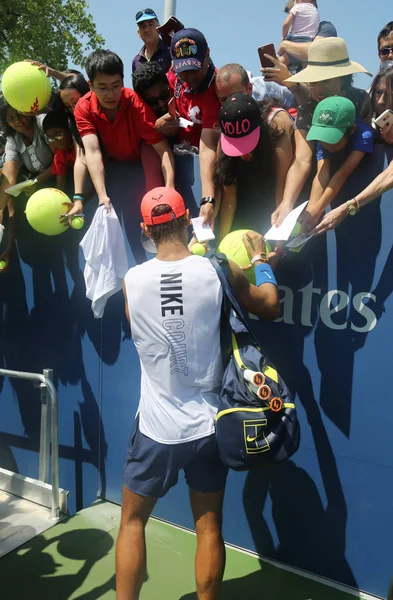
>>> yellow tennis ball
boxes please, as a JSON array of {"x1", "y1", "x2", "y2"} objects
[
  {"x1": 2, "y1": 62, "x2": 52, "y2": 113},
  {"x1": 0, "y1": 261, "x2": 7, "y2": 270},
  {"x1": 217, "y1": 230, "x2": 271, "y2": 285},
  {"x1": 191, "y1": 242, "x2": 206, "y2": 256},
  {"x1": 25, "y1": 188, "x2": 71, "y2": 235},
  {"x1": 71, "y1": 216, "x2": 85, "y2": 230}
]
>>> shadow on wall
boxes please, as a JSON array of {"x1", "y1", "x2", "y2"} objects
[{"x1": 0, "y1": 184, "x2": 107, "y2": 509}]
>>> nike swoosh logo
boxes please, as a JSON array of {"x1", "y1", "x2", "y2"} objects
[{"x1": 247, "y1": 434, "x2": 264, "y2": 443}]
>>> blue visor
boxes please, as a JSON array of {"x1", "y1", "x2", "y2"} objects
[{"x1": 136, "y1": 10, "x2": 158, "y2": 24}]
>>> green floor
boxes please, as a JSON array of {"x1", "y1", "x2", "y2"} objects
[{"x1": 0, "y1": 500, "x2": 371, "y2": 599}]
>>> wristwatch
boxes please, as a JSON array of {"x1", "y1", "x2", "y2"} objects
[
  {"x1": 251, "y1": 253, "x2": 269, "y2": 265},
  {"x1": 346, "y1": 198, "x2": 359, "y2": 216},
  {"x1": 200, "y1": 196, "x2": 215, "y2": 207}
]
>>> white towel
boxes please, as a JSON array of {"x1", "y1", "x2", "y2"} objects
[{"x1": 80, "y1": 205, "x2": 128, "y2": 318}]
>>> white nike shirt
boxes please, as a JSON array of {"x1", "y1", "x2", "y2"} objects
[{"x1": 124, "y1": 255, "x2": 224, "y2": 444}]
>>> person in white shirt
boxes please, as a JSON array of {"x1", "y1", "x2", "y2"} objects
[{"x1": 116, "y1": 186, "x2": 280, "y2": 600}]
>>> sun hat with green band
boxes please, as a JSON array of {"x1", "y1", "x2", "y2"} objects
[
  {"x1": 285, "y1": 37, "x2": 372, "y2": 83},
  {"x1": 306, "y1": 96, "x2": 356, "y2": 144}
]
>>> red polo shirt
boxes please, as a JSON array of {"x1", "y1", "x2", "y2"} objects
[
  {"x1": 167, "y1": 71, "x2": 221, "y2": 148},
  {"x1": 74, "y1": 88, "x2": 162, "y2": 161},
  {"x1": 52, "y1": 146, "x2": 76, "y2": 176}
]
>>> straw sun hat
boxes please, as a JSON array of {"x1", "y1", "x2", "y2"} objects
[{"x1": 286, "y1": 37, "x2": 372, "y2": 83}]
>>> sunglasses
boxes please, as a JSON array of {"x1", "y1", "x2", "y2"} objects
[
  {"x1": 45, "y1": 132, "x2": 65, "y2": 143},
  {"x1": 145, "y1": 89, "x2": 170, "y2": 108},
  {"x1": 379, "y1": 46, "x2": 393, "y2": 57},
  {"x1": 136, "y1": 8, "x2": 157, "y2": 21}
]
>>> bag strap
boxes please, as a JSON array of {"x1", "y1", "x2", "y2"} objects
[{"x1": 210, "y1": 253, "x2": 263, "y2": 347}]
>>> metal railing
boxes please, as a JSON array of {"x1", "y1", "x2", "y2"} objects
[{"x1": 0, "y1": 367, "x2": 60, "y2": 520}]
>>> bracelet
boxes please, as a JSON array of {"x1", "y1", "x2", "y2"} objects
[
  {"x1": 200, "y1": 196, "x2": 215, "y2": 207},
  {"x1": 73, "y1": 194, "x2": 85, "y2": 203},
  {"x1": 255, "y1": 263, "x2": 278, "y2": 287}
]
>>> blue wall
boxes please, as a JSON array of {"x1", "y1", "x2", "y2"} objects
[{"x1": 1, "y1": 148, "x2": 393, "y2": 596}]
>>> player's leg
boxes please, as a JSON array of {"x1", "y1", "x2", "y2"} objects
[
  {"x1": 116, "y1": 485, "x2": 157, "y2": 600},
  {"x1": 189, "y1": 487, "x2": 226, "y2": 600},
  {"x1": 185, "y1": 434, "x2": 228, "y2": 599}
]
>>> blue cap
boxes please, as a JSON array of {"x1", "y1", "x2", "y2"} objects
[
  {"x1": 136, "y1": 8, "x2": 158, "y2": 24},
  {"x1": 170, "y1": 28, "x2": 208, "y2": 74}
]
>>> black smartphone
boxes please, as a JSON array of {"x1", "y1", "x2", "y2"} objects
[{"x1": 258, "y1": 43, "x2": 277, "y2": 68}]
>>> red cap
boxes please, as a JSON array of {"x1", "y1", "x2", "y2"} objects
[{"x1": 141, "y1": 187, "x2": 186, "y2": 226}]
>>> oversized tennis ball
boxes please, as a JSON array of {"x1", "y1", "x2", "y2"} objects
[
  {"x1": 25, "y1": 188, "x2": 71, "y2": 235},
  {"x1": 2, "y1": 62, "x2": 52, "y2": 113},
  {"x1": 191, "y1": 242, "x2": 206, "y2": 256},
  {"x1": 218, "y1": 230, "x2": 271, "y2": 285},
  {"x1": 291, "y1": 221, "x2": 302, "y2": 237},
  {"x1": 0, "y1": 261, "x2": 7, "y2": 270},
  {"x1": 71, "y1": 216, "x2": 85, "y2": 230}
]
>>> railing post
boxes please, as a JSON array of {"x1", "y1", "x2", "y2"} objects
[{"x1": 38, "y1": 369, "x2": 52, "y2": 483}]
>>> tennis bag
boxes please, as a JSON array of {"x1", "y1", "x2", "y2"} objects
[{"x1": 210, "y1": 254, "x2": 300, "y2": 471}]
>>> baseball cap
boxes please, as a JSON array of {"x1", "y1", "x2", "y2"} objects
[
  {"x1": 170, "y1": 28, "x2": 208, "y2": 74},
  {"x1": 307, "y1": 96, "x2": 356, "y2": 144},
  {"x1": 135, "y1": 8, "x2": 158, "y2": 24},
  {"x1": 219, "y1": 93, "x2": 261, "y2": 157},
  {"x1": 141, "y1": 187, "x2": 186, "y2": 225}
]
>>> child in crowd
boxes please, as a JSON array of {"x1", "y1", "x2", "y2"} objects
[
  {"x1": 43, "y1": 111, "x2": 75, "y2": 192},
  {"x1": 279, "y1": 0, "x2": 320, "y2": 69},
  {"x1": 303, "y1": 96, "x2": 374, "y2": 230}
]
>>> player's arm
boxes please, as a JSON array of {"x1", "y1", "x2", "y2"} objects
[
  {"x1": 122, "y1": 280, "x2": 131, "y2": 328},
  {"x1": 227, "y1": 232, "x2": 280, "y2": 321}
]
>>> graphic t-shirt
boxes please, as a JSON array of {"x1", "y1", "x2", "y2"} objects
[
  {"x1": 167, "y1": 70, "x2": 221, "y2": 148},
  {"x1": 124, "y1": 255, "x2": 223, "y2": 444}
]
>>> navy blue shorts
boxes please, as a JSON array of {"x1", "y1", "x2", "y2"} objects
[{"x1": 122, "y1": 418, "x2": 228, "y2": 498}]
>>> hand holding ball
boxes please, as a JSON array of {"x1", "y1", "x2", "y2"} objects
[
  {"x1": 218, "y1": 230, "x2": 271, "y2": 284},
  {"x1": 0, "y1": 261, "x2": 7, "y2": 271},
  {"x1": 2, "y1": 62, "x2": 51, "y2": 113}
]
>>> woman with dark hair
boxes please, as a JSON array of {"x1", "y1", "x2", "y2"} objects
[
  {"x1": 214, "y1": 93, "x2": 293, "y2": 241},
  {"x1": 59, "y1": 73, "x2": 90, "y2": 115},
  {"x1": 0, "y1": 99, "x2": 54, "y2": 271},
  {"x1": 54, "y1": 74, "x2": 91, "y2": 222},
  {"x1": 314, "y1": 65, "x2": 393, "y2": 235},
  {"x1": 370, "y1": 62, "x2": 393, "y2": 143}
]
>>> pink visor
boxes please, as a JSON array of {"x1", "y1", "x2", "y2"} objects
[{"x1": 220, "y1": 126, "x2": 260, "y2": 157}]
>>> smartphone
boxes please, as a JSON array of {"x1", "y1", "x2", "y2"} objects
[
  {"x1": 258, "y1": 43, "x2": 277, "y2": 68},
  {"x1": 191, "y1": 217, "x2": 215, "y2": 243},
  {"x1": 168, "y1": 97, "x2": 177, "y2": 118},
  {"x1": 156, "y1": 16, "x2": 184, "y2": 48},
  {"x1": 374, "y1": 109, "x2": 393, "y2": 129}
]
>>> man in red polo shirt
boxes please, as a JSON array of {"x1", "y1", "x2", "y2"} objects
[
  {"x1": 74, "y1": 50, "x2": 175, "y2": 210},
  {"x1": 167, "y1": 29, "x2": 221, "y2": 226}
]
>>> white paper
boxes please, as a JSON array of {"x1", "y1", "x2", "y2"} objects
[
  {"x1": 191, "y1": 217, "x2": 216, "y2": 242},
  {"x1": 178, "y1": 117, "x2": 194, "y2": 128},
  {"x1": 5, "y1": 179, "x2": 37, "y2": 197},
  {"x1": 264, "y1": 201, "x2": 308, "y2": 241}
]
